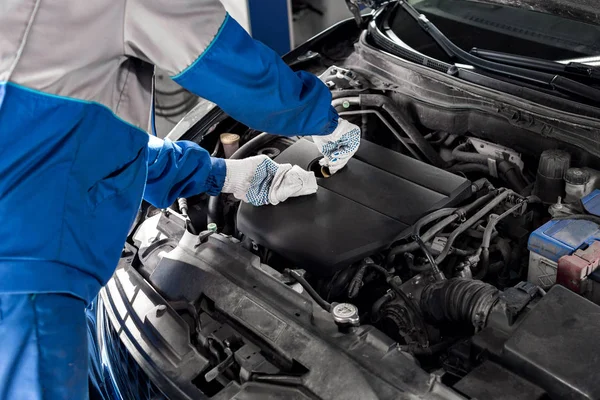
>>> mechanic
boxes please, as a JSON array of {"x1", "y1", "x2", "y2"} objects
[{"x1": 0, "y1": 2, "x2": 360, "y2": 399}]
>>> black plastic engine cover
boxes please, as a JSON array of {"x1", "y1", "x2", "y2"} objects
[{"x1": 237, "y1": 138, "x2": 472, "y2": 274}]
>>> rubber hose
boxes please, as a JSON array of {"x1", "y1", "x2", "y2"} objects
[
  {"x1": 389, "y1": 209, "x2": 458, "y2": 256},
  {"x1": 449, "y1": 163, "x2": 490, "y2": 174},
  {"x1": 331, "y1": 97, "x2": 360, "y2": 109},
  {"x1": 497, "y1": 160, "x2": 527, "y2": 193},
  {"x1": 387, "y1": 192, "x2": 496, "y2": 263},
  {"x1": 476, "y1": 239, "x2": 512, "y2": 280},
  {"x1": 435, "y1": 190, "x2": 512, "y2": 264},
  {"x1": 412, "y1": 208, "x2": 457, "y2": 237},
  {"x1": 478, "y1": 197, "x2": 536, "y2": 279},
  {"x1": 451, "y1": 143, "x2": 488, "y2": 164},
  {"x1": 481, "y1": 201, "x2": 528, "y2": 251},
  {"x1": 415, "y1": 235, "x2": 443, "y2": 279},
  {"x1": 451, "y1": 247, "x2": 476, "y2": 256},
  {"x1": 451, "y1": 143, "x2": 527, "y2": 192},
  {"x1": 475, "y1": 248, "x2": 490, "y2": 280},
  {"x1": 420, "y1": 278, "x2": 499, "y2": 331}
]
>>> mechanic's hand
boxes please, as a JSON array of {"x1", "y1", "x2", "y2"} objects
[
  {"x1": 222, "y1": 155, "x2": 318, "y2": 206},
  {"x1": 312, "y1": 118, "x2": 361, "y2": 174}
]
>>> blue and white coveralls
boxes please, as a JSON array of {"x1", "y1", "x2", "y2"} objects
[{"x1": 0, "y1": 1, "x2": 337, "y2": 398}]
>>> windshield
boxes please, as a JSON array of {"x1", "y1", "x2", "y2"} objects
[{"x1": 393, "y1": 0, "x2": 600, "y2": 62}]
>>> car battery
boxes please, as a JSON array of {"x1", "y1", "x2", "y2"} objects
[
  {"x1": 528, "y1": 189, "x2": 600, "y2": 290},
  {"x1": 557, "y1": 241, "x2": 600, "y2": 297},
  {"x1": 582, "y1": 188, "x2": 600, "y2": 215}
]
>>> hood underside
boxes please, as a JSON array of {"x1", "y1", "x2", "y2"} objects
[{"x1": 448, "y1": 0, "x2": 599, "y2": 26}]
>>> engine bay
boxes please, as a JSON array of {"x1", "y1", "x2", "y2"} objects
[
  {"x1": 237, "y1": 137, "x2": 472, "y2": 274},
  {"x1": 101, "y1": 7, "x2": 600, "y2": 399}
]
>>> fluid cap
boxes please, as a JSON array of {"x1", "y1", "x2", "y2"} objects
[
  {"x1": 220, "y1": 133, "x2": 240, "y2": 159},
  {"x1": 537, "y1": 149, "x2": 571, "y2": 179},
  {"x1": 332, "y1": 303, "x2": 360, "y2": 327},
  {"x1": 207, "y1": 223, "x2": 218, "y2": 232},
  {"x1": 565, "y1": 168, "x2": 590, "y2": 186},
  {"x1": 534, "y1": 149, "x2": 571, "y2": 204}
]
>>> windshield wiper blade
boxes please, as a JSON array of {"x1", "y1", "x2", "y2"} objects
[
  {"x1": 398, "y1": 1, "x2": 600, "y2": 103},
  {"x1": 470, "y1": 48, "x2": 600, "y2": 84}
]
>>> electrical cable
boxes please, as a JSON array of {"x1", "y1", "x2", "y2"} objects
[
  {"x1": 414, "y1": 235, "x2": 444, "y2": 279},
  {"x1": 348, "y1": 260, "x2": 391, "y2": 298},
  {"x1": 285, "y1": 269, "x2": 332, "y2": 312}
]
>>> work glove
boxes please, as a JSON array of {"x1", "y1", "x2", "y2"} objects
[
  {"x1": 222, "y1": 155, "x2": 317, "y2": 206},
  {"x1": 312, "y1": 118, "x2": 361, "y2": 174}
]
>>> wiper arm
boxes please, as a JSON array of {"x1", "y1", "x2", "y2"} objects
[
  {"x1": 398, "y1": 1, "x2": 600, "y2": 103},
  {"x1": 470, "y1": 48, "x2": 600, "y2": 84},
  {"x1": 345, "y1": 0, "x2": 391, "y2": 26}
]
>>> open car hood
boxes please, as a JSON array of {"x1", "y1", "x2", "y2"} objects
[
  {"x1": 471, "y1": 0, "x2": 600, "y2": 26},
  {"x1": 362, "y1": 0, "x2": 600, "y2": 26}
]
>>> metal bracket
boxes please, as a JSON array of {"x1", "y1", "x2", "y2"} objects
[{"x1": 469, "y1": 137, "x2": 524, "y2": 172}]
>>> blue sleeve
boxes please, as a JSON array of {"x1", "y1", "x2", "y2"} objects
[
  {"x1": 143, "y1": 136, "x2": 226, "y2": 208},
  {"x1": 172, "y1": 14, "x2": 338, "y2": 137}
]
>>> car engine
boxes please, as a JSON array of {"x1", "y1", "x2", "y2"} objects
[
  {"x1": 238, "y1": 137, "x2": 472, "y2": 273},
  {"x1": 99, "y1": 8, "x2": 600, "y2": 399}
]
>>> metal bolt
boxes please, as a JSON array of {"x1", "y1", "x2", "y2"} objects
[
  {"x1": 342, "y1": 101, "x2": 351, "y2": 109},
  {"x1": 207, "y1": 223, "x2": 217, "y2": 232}
]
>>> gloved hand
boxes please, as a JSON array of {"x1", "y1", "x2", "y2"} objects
[
  {"x1": 222, "y1": 155, "x2": 317, "y2": 206},
  {"x1": 312, "y1": 118, "x2": 361, "y2": 174}
]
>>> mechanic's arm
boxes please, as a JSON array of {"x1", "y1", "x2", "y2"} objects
[
  {"x1": 144, "y1": 136, "x2": 316, "y2": 208},
  {"x1": 167, "y1": 12, "x2": 360, "y2": 170},
  {"x1": 125, "y1": 0, "x2": 358, "y2": 207}
]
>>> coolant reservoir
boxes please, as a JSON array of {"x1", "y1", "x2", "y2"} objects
[{"x1": 565, "y1": 168, "x2": 591, "y2": 203}]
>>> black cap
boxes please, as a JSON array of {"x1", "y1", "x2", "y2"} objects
[
  {"x1": 565, "y1": 168, "x2": 590, "y2": 185},
  {"x1": 538, "y1": 149, "x2": 571, "y2": 179}
]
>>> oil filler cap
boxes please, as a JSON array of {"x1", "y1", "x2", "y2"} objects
[{"x1": 332, "y1": 303, "x2": 360, "y2": 327}]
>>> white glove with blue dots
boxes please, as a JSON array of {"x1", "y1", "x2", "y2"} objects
[
  {"x1": 313, "y1": 118, "x2": 361, "y2": 174},
  {"x1": 222, "y1": 155, "x2": 318, "y2": 206}
]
